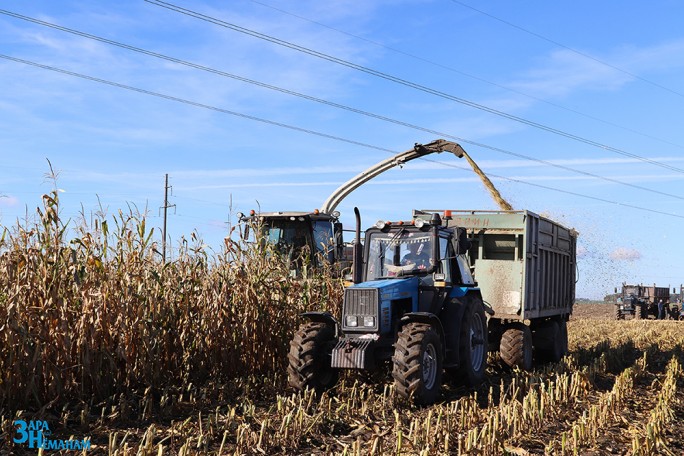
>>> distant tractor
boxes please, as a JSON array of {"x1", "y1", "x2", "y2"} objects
[
  {"x1": 614, "y1": 283, "x2": 673, "y2": 320},
  {"x1": 675, "y1": 285, "x2": 684, "y2": 320}
]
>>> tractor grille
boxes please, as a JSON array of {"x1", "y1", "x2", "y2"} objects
[{"x1": 342, "y1": 288, "x2": 379, "y2": 330}]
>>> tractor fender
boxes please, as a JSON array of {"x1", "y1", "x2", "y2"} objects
[
  {"x1": 300, "y1": 311, "x2": 339, "y2": 336},
  {"x1": 399, "y1": 312, "x2": 446, "y2": 357}
]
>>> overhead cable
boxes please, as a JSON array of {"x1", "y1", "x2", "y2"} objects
[
  {"x1": 1, "y1": 9, "x2": 682, "y2": 201},
  {"x1": 2, "y1": 53, "x2": 683, "y2": 220},
  {"x1": 449, "y1": 0, "x2": 684, "y2": 99},
  {"x1": 249, "y1": 0, "x2": 684, "y2": 150},
  {"x1": 143, "y1": 0, "x2": 684, "y2": 174}
]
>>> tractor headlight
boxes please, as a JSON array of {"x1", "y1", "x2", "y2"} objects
[
  {"x1": 345, "y1": 315, "x2": 358, "y2": 327},
  {"x1": 363, "y1": 316, "x2": 375, "y2": 327}
]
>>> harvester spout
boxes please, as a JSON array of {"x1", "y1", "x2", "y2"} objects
[
  {"x1": 425, "y1": 139, "x2": 465, "y2": 158},
  {"x1": 320, "y1": 139, "x2": 466, "y2": 215}
]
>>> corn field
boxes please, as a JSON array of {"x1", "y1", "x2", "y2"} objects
[
  {"x1": 2, "y1": 193, "x2": 684, "y2": 454},
  {"x1": 0, "y1": 191, "x2": 341, "y2": 407}
]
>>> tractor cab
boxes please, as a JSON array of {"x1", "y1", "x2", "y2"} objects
[{"x1": 363, "y1": 217, "x2": 474, "y2": 286}]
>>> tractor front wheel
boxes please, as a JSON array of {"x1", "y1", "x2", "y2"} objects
[
  {"x1": 392, "y1": 322, "x2": 443, "y2": 405},
  {"x1": 287, "y1": 322, "x2": 338, "y2": 394}
]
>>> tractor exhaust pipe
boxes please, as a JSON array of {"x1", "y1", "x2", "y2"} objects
[{"x1": 353, "y1": 207, "x2": 363, "y2": 284}]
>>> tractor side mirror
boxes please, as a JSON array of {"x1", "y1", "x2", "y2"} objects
[
  {"x1": 334, "y1": 222, "x2": 344, "y2": 259},
  {"x1": 457, "y1": 228, "x2": 471, "y2": 253}
]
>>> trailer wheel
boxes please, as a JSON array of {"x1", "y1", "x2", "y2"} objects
[
  {"x1": 500, "y1": 323, "x2": 533, "y2": 370},
  {"x1": 287, "y1": 322, "x2": 338, "y2": 394},
  {"x1": 453, "y1": 301, "x2": 488, "y2": 386},
  {"x1": 559, "y1": 319, "x2": 569, "y2": 356},
  {"x1": 392, "y1": 322, "x2": 443, "y2": 405},
  {"x1": 533, "y1": 321, "x2": 563, "y2": 363}
]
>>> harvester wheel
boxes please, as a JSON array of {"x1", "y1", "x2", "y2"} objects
[
  {"x1": 453, "y1": 300, "x2": 488, "y2": 386},
  {"x1": 500, "y1": 323, "x2": 533, "y2": 370},
  {"x1": 614, "y1": 306, "x2": 624, "y2": 320},
  {"x1": 533, "y1": 320, "x2": 563, "y2": 363},
  {"x1": 287, "y1": 322, "x2": 338, "y2": 394},
  {"x1": 392, "y1": 322, "x2": 443, "y2": 405}
]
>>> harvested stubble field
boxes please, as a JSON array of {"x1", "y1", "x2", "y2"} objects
[{"x1": 1, "y1": 195, "x2": 684, "y2": 455}]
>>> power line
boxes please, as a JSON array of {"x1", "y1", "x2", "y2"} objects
[
  {"x1": 2, "y1": 53, "x2": 683, "y2": 221},
  {"x1": 249, "y1": 0, "x2": 684, "y2": 151},
  {"x1": 143, "y1": 0, "x2": 684, "y2": 175},
  {"x1": 448, "y1": 0, "x2": 684, "y2": 99},
  {"x1": 5, "y1": 10, "x2": 681, "y2": 201},
  {"x1": 0, "y1": 53, "x2": 397, "y2": 155}
]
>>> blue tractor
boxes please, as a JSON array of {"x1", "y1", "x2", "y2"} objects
[{"x1": 287, "y1": 209, "x2": 489, "y2": 405}]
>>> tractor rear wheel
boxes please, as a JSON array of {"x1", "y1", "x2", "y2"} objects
[
  {"x1": 392, "y1": 322, "x2": 443, "y2": 405},
  {"x1": 615, "y1": 306, "x2": 623, "y2": 320},
  {"x1": 287, "y1": 322, "x2": 338, "y2": 394},
  {"x1": 500, "y1": 323, "x2": 533, "y2": 370}
]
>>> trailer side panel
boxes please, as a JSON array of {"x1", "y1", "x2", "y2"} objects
[{"x1": 415, "y1": 210, "x2": 576, "y2": 321}]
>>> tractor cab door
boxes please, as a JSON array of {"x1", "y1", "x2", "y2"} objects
[
  {"x1": 418, "y1": 234, "x2": 455, "y2": 314},
  {"x1": 312, "y1": 219, "x2": 336, "y2": 264}
]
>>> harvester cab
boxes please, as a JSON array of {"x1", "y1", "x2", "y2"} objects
[
  {"x1": 287, "y1": 210, "x2": 489, "y2": 405},
  {"x1": 237, "y1": 209, "x2": 345, "y2": 275}
]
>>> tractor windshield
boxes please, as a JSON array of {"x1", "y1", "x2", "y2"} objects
[{"x1": 365, "y1": 230, "x2": 434, "y2": 280}]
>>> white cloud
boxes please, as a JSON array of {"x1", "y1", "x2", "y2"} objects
[
  {"x1": 508, "y1": 38, "x2": 684, "y2": 101},
  {"x1": 576, "y1": 244, "x2": 588, "y2": 258},
  {"x1": 512, "y1": 50, "x2": 632, "y2": 99},
  {"x1": 609, "y1": 247, "x2": 641, "y2": 261},
  {"x1": 0, "y1": 195, "x2": 20, "y2": 207}
]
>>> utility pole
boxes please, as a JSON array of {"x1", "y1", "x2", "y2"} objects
[{"x1": 160, "y1": 173, "x2": 176, "y2": 263}]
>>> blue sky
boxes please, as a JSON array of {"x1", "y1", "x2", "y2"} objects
[{"x1": 2, "y1": 0, "x2": 684, "y2": 299}]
